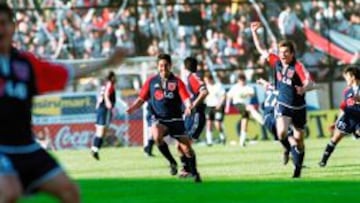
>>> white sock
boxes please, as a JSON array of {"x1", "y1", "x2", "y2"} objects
[
  {"x1": 240, "y1": 131, "x2": 247, "y2": 146},
  {"x1": 206, "y1": 129, "x2": 213, "y2": 145}
]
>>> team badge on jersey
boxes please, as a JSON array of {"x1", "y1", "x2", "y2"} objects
[
  {"x1": 167, "y1": 82, "x2": 176, "y2": 91},
  {"x1": 154, "y1": 89, "x2": 164, "y2": 100},
  {"x1": 287, "y1": 69, "x2": 294, "y2": 78}
]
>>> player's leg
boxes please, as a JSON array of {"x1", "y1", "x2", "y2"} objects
[
  {"x1": 152, "y1": 122, "x2": 178, "y2": 175},
  {"x1": 319, "y1": 129, "x2": 344, "y2": 167},
  {"x1": 177, "y1": 137, "x2": 201, "y2": 182},
  {"x1": 205, "y1": 108, "x2": 215, "y2": 146},
  {"x1": 215, "y1": 110, "x2": 226, "y2": 145},
  {"x1": 37, "y1": 172, "x2": 80, "y2": 203},
  {"x1": 144, "y1": 126, "x2": 155, "y2": 157},
  {"x1": 290, "y1": 108, "x2": 307, "y2": 178},
  {"x1": 91, "y1": 108, "x2": 111, "y2": 160},
  {"x1": 318, "y1": 115, "x2": 352, "y2": 167},
  {"x1": 0, "y1": 154, "x2": 22, "y2": 203},
  {"x1": 239, "y1": 111, "x2": 249, "y2": 147}
]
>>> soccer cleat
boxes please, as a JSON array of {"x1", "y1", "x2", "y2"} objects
[
  {"x1": 193, "y1": 173, "x2": 202, "y2": 183},
  {"x1": 143, "y1": 146, "x2": 154, "y2": 157},
  {"x1": 319, "y1": 161, "x2": 327, "y2": 167},
  {"x1": 170, "y1": 163, "x2": 178, "y2": 176},
  {"x1": 283, "y1": 150, "x2": 290, "y2": 165},
  {"x1": 292, "y1": 166, "x2": 301, "y2": 178},
  {"x1": 91, "y1": 151, "x2": 100, "y2": 161}
]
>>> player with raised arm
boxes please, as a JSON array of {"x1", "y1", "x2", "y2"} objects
[
  {"x1": 0, "y1": 3, "x2": 126, "y2": 202},
  {"x1": 251, "y1": 21, "x2": 314, "y2": 178},
  {"x1": 126, "y1": 54, "x2": 202, "y2": 182}
]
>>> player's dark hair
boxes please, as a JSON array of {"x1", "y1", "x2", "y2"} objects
[
  {"x1": 157, "y1": 53, "x2": 172, "y2": 64},
  {"x1": 278, "y1": 40, "x2": 296, "y2": 54},
  {"x1": 107, "y1": 71, "x2": 116, "y2": 81},
  {"x1": 343, "y1": 66, "x2": 360, "y2": 80},
  {"x1": 238, "y1": 74, "x2": 246, "y2": 81},
  {"x1": 184, "y1": 57, "x2": 198, "y2": 73},
  {"x1": 0, "y1": 3, "x2": 14, "y2": 23}
]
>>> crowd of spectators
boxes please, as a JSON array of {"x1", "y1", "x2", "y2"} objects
[{"x1": 9, "y1": 0, "x2": 360, "y2": 82}]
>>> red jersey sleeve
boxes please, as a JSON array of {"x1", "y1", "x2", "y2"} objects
[
  {"x1": 267, "y1": 53, "x2": 280, "y2": 68},
  {"x1": 23, "y1": 52, "x2": 74, "y2": 94},
  {"x1": 138, "y1": 77, "x2": 152, "y2": 101},
  {"x1": 295, "y1": 62, "x2": 312, "y2": 85},
  {"x1": 177, "y1": 77, "x2": 190, "y2": 102},
  {"x1": 189, "y1": 73, "x2": 205, "y2": 94}
]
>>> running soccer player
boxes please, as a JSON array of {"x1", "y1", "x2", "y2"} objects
[
  {"x1": 251, "y1": 21, "x2": 315, "y2": 178},
  {"x1": 91, "y1": 71, "x2": 117, "y2": 160},
  {"x1": 126, "y1": 54, "x2": 202, "y2": 182},
  {"x1": 319, "y1": 66, "x2": 360, "y2": 167},
  {"x1": 0, "y1": 3, "x2": 126, "y2": 202},
  {"x1": 180, "y1": 56, "x2": 208, "y2": 177}
]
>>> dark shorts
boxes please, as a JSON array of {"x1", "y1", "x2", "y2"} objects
[
  {"x1": 185, "y1": 111, "x2": 206, "y2": 140},
  {"x1": 336, "y1": 113, "x2": 360, "y2": 134},
  {"x1": 0, "y1": 145, "x2": 62, "y2": 194},
  {"x1": 154, "y1": 119, "x2": 187, "y2": 138},
  {"x1": 205, "y1": 106, "x2": 225, "y2": 121},
  {"x1": 275, "y1": 103, "x2": 306, "y2": 130},
  {"x1": 235, "y1": 103, "x2": 250, "y2": 118},
  {"x1": 96, "y1": 106, "x2": 112, "y2": 126}
]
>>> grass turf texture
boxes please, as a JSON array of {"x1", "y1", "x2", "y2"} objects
[{"x1": 22, "y1": 137, "x2": 360, "y2": 203}]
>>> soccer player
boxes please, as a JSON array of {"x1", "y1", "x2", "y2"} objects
[
  {"x1": 180, "y1": 56, "x2": 208, "y2": 177},
  {"x1": 126, "y1": 54, "x2": 201, "y2": 182},
  {"x1": 251, "y1": 22, "x2": 314, "y2": 178},
  {"x1": 91, "y1": 71, "x2": 117, "y2": 160},
  {"x1": 225, "y1": 74, "x2": 263, "y2": 147},
  {"x1": 319, "y1": 66, "x2": 360, "y2": 167},
  {"x1": 0, "y1": 3, "x2": 126, "y2": 202},
  {"x1": 203, "y1": 73, "x2": 227, "y2": 145}
]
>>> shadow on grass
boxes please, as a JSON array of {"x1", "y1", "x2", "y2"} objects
[{"x1": 21, "y1": 178, "x2": 360, "y2": 203}]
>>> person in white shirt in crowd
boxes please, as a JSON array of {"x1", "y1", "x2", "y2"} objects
[
  {"x1": 226, "y1": 74, "x2": 263, "y2": 147},
  {"x1": 203, "y1": 73, "x2": 227, "y2": 146}
]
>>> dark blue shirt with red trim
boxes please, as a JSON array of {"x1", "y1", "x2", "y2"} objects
[
  {"x1": 0, "y1": 48, "x2": 73, "y2": 145},
  {"x1": 139, "y1": 73, "x2": 190, "y2": 120},
  {"x1": 268, "y1": 53, "x2": 311, "y2": 108}
]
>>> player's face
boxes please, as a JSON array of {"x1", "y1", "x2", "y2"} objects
[
  {"x1": 279, "y1": 46, "x2": 294, "y2": 65},
  {"x1": 0, "y1": 12, "x2": 14, "y2": 54},
  {"x1": 157, "y1": 59, "x2": 171, "y2": 78},
  {"x1": 343, "y1": 72, "x2": 354, "y2": 86}
]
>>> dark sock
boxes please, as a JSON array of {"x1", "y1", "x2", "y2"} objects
[
  {"x1": 290, "y1": 145, "x2": 304, "y2": 168},
  {"x1": 280, "y1": 138, "x2": 291, "y2": 153},
  {"x1": 158, "y1": 143, "x2": 177, "y2": 165},
  {"x1": 148, "y1": 139, "x2": 155, "y2": 154},
  {"x1": 321, "y1": 141, "x2": 336, "y2": 163},
  {"x1": 187, "y1": 151, "x2": 198, "y2": 175},
  {"x1": 291, "y1": 145, "x2": 304, "y2": 177},
  {"x1": 180, "y1": 155, "x2": 190, "y2": 172},
  {"x1": 93, "y1": 137, "x2": 103, "y2": 150}
]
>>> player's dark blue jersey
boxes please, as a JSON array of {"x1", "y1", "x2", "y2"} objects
[
  {"x1": 340, "y1": 85, "x2": 360, "y2": 117},
  {"x1": 0, "y1": 48, "x2": 72, "y2": 146},
  {"x1": 268, "y1": 54, "x2": 311, "y2": 108},
  {"x1": 139, "y1": 73, "x2": 190, "y2": 120}
]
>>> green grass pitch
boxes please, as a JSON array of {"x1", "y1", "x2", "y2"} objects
[{"x1": 21, "y1": 137, "x2": 360, "y2": 203}]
